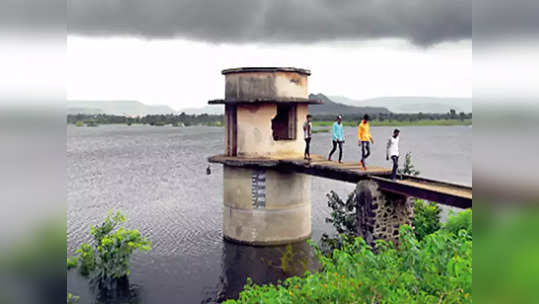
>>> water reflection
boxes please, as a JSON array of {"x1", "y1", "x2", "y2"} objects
[
  {"x1": 92, "y1": 277, "x2": 140, "y2": 304},
  {"x1": 212, "y1": 240, "x2": 319, "y2": 303}
]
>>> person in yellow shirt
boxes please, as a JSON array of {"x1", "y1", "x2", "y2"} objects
[{"x1": 358, "y1": 114, "x2": 374, "y2": 170}]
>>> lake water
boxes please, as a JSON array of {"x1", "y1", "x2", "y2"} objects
[{"x1": 67, "y1": 125, "x2": 471, "y2": 303}]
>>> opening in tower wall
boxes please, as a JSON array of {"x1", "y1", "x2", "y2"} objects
[{"x1": 271, "y1": 104, "x2": 297, "y2": 140}]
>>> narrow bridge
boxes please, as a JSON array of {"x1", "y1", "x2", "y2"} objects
[{"x1": 209, "y1": 154, "x2": 472, "y2": 209}]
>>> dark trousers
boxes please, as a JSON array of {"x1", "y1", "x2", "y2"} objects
[
  {"x1": 304, "y1": 137, "x2": 311, "y2": 156},
  {"x1": 361, "y1": 141, "x2": 370, "y2": 163},
  {"x1": 391, "y1": 155, "x2": 399, "y2": 179},
  {"x1": 329, "y1": 140, "x2": 343, "y2": 161}
]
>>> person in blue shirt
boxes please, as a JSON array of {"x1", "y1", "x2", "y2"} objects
[{"x1": 328, "y1": 115, "x2": 345, "y2": 163}]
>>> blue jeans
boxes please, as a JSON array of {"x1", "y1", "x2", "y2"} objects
[
  {"x1": 361, "y1": 141, "x2": 370, "y2": 163},
  {"x1": 329, "y1": 140, "x2": 343, "y2": 161}
]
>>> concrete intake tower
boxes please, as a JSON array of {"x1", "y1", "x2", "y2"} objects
[{"x1": 208, "y1": 67, "x2": 322, "y2": 245}]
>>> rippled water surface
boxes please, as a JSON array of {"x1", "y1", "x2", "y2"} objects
[{"x1": 67, "y1": 125, "x2": 471, "y2": 303}]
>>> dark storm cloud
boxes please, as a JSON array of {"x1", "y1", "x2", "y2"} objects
[{"x1": 67, "y1": 0, "x2": 472, "y2": 46}]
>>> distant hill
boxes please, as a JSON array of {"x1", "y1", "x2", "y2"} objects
[
  {"x1": 68, "y1": 100, "x2": 176, "y2": 116},
  {"x1": 309, "y1": 93, "x2": 391, "y2": 116},
  {"x1": 178, "y1": 94, "x2": 389, "y2": 116},
  {"x1": 330, "y1": 96, "x2": 472, "y2": 114},
  {"x1": 67, "y1": 107, "x2": 104, "y2": 115},
  {"x1": 179, "y1": 105, "x2": 224, "y2": 115}
]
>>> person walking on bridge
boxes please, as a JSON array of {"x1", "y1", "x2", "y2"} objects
[
  {"x1": 303, "y1": 114, "x2": 312, "y2": 160},
  {"x1": 386, "y1": 129, "x2": 400, "y2": 180},
  {"x1": 328, "y1": 115, "x2": 345, "y2": 163},
  {"x1": 358, "y1": 114, "x2": 374, "y2": 170}
]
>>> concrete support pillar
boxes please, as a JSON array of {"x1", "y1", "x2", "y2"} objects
[
  {"x1": 223, "y1": 165, "x2": 311, "y2": 245},
  {"x1": 355, "y1": 180, "x2": 414, "y2": 246}
]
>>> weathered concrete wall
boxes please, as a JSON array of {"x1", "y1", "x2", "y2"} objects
[
  {"x1": 236, "y1": 103, "x2": 308, "y2": 157},
  {"x1": 223, "y1": 165, "x2": 312, "y2": 245},
  {"x1": 355, "y1": 180, "x2": 414, "y2": 246},
  {"x1": 225, "y1": 71, "x2": 308, "y2": 101}
]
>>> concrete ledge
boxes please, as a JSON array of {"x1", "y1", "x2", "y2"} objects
[
  {"x1": 223, "y1": 234, "x2": 312, "y2": 247},
  {"x1": 208, "y1": 99, "x2": 323, "y2": 105}
]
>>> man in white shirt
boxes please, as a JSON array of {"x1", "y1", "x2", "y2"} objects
[{"x1": 386, "y1": 129, "x2": 400, "y2": 180}]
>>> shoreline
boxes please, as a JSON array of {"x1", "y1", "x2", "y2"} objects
[
  {"x1": 68, "y1": 120, "x2": 472, "y2": 128},
  {"x1": 312, "y1": 119, "x2": 472, "y2": 127}
]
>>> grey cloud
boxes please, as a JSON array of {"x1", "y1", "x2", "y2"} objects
[
  {"x1": 0, "y1": 0, "x2": 65, "y2": 32},
  {"x1": 67, "y1": 0, "x2": 472, "y2": 46},
  {"x1": 474, "y1": 0, "x2": 539, "y2": 44}
]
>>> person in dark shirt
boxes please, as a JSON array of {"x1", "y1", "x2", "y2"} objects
[{"x1": 303, "y1": 114, "x2": 313, "y2": 160}]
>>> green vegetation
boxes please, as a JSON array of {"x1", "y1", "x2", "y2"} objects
[
  {"x1": 319, "y1": 190, "x2": 359, "y2": 255},
  {"x1": 445, "y1": 209, "x2": 472, "y2": 237},
  {"x1": 225, "y1": 187, "x2": 472, "y2": 303},
  {"x1": 225, "y1": 223, "x2": 471, "y2": 304},
  {"x1": 68, "y1": 111, "x2": 471, "y2": 127},
  {"x1": 312, "y1": 119, "x2": 471, "y2": 127},
  {"x1": 279, "y1": 244, "x2": 310, "y2": 276},
  {"x1": 67, "y1": 113, "x2": 224, "y2": 127},
  {"x1": 413, "y1": 200, "x2": 441, "y2": 241},
  {"x1": 322, "y1": 192, "x2": 444, "y2": 247},
  {"x1": 67, "y1": 211, "x2": 151, "y2": 289},
  {"x1": 85, "y1": 120, "x2": 99, "y2": 127},
  {"x1": 1, "y1": 219, "x2": 66, "y2": 304},
  {"x1": 75, "y1": 121, "x2": 84, "y2": 127},
  {"x1": 312, "y1": 110, "x2": 472, "y2": 126}
]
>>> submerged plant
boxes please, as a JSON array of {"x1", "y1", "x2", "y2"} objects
[{"x1": 67, "y1": 211, "x2": 151, "y2": 289}]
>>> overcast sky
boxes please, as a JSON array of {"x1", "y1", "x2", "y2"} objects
[{"x1": 67, "y1": 0, "x2": 475, "y2": 110}]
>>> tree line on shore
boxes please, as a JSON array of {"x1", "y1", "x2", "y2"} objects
[
  {"x1": 312, "y1": 109, "x2": 471, "y2": 123},
  {"x1": 68, "y1": 109, "x2": 471, "y2": 127},
  {"x1": 67, "y1": 113, "x2": 224, "y2": 126}
]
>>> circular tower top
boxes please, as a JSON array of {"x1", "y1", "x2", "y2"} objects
[
  {"x1": 209, "y1": 66, "x2": 320, "y2": 104},
  {"x1": 221, "y1": 67, "x2": 311, "y2": 76}
]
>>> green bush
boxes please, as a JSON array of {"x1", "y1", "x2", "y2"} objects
[
  {"x1": 245, "y1": 188, "x2": 472, "y2": 303},
  {"x1": 413, "y1": 200, "x2": 441, "y2": 241},
  {"x1": 444, "y1": 209, "x2": 472, "y2": 236},
  {"x1": 325, "y1": 190, "x2": 358, "y2": 235},
  {"x1": 324, "y1": 190, "x2": 443, "y2": 246},
  {"x1": 320, "y1": 191, "x2": 359, "y2": 254},
  {"x1": 224, "y1": 224, "x2": 472, "y2": 304},
  {"x1": 67, "y1": 211, "x2": 151, "y2": 286}
]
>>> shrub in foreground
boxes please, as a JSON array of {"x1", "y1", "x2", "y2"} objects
[
  {"x1": 444, "y1": 209, "x2": 472, "y2": 236},
  {"x1": 224, "y1": 224, "x2": 471, "y2": 304},
  {"x1": 67, "y1": 211, "x2": 151, "y2": 289},
  {"x1": 413, "y1": 199, "x2": 441, "y2": 241}
]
